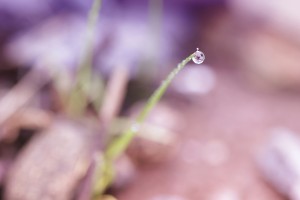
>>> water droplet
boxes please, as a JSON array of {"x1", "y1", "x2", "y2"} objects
[{"x1": 192, "y1": 48, "x2": 205, "y2": 64}]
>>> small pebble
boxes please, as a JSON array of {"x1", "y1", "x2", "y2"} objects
[
  {"x1": 151, "y1": 194, "x2": 186, "y2": 200},
  {"x1": 210, "y1": 188, "x2": 240, "y2": 200}
]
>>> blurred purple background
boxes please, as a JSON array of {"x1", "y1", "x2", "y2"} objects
[{"x1": 2, "y1": 0, "x2": 300, "y2": 200}]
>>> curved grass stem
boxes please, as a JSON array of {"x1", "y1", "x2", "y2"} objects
[{"x1": 105, "y1": 52, "x2": 195, "y2": 160}]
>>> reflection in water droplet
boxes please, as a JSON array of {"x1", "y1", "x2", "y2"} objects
[{"x1": 192, "y1": 49, "x2": 205, "y2": 64}]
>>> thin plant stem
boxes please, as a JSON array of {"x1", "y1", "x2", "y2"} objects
[
  {"x1": 94, "y1": 50, "x2": 201, "y2": 196},
  {"x1": 106, "y1": 52, "x2": 195, "y2": 160},
  {"x1": 66, "y1": 0, "x2": 104, "y2": 116},
  {"x1": 93, "y1": 49, "x2": 204, "y2": 197},
  {"x1": 79, "y1": 0, "x2": 102, "y2": 72}
]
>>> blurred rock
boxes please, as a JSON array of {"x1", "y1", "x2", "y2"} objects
[
  {"x1": 210, "y1": 188, "x2": 240, "y2": 200},
  {"x1": 227, "y1": 0, "x2": 300, "y2": 89},
  {"x1": 239, "y1": 29, "x2": 300, "y2": 90},
  {"x1": 126, "y1": 102, "x2": 184, "y2": 165},
  {"x1": 202, "y1": 140, "x2": 229, "y2": 166},
  {"x1": 151, "y1": 194, "x2": 186, "y2": 200},
  {"x1": 110, "y1": 155, "x2": 136, "y2": 191},
  {"x1": 200, "y1": 8, "x2": 300, "y2": 90},
  {"x1": 171, "y1": 64, "x2": 216, "y2": 98},
  {"x1": 4, "y1": 119, "x2": 102, "y2": 200},
  {"x1": 180, "y1": 139, "x2": 230, "y2": 166},
  {"x1": 257, "y1": 127, "x2": 300, "y2": 200},
  {"x1": 229, "y1": 0, "x2": 300, "y2": 44},
  {"x1": 129, "y1": 101, "x2": 185, "y2": 134}
]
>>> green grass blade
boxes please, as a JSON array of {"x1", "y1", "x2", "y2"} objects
[{"x1": 105, "y1": 52, "x2": 195, "y2": 160}]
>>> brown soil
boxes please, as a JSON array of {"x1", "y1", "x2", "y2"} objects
[{"x1": 117, "y1": 67, "x2": 300, "y2": 200}]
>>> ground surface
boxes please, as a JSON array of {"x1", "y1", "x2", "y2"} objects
[{"x1": 117, "y1": 66, "x2": 300, "y2": 200}]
